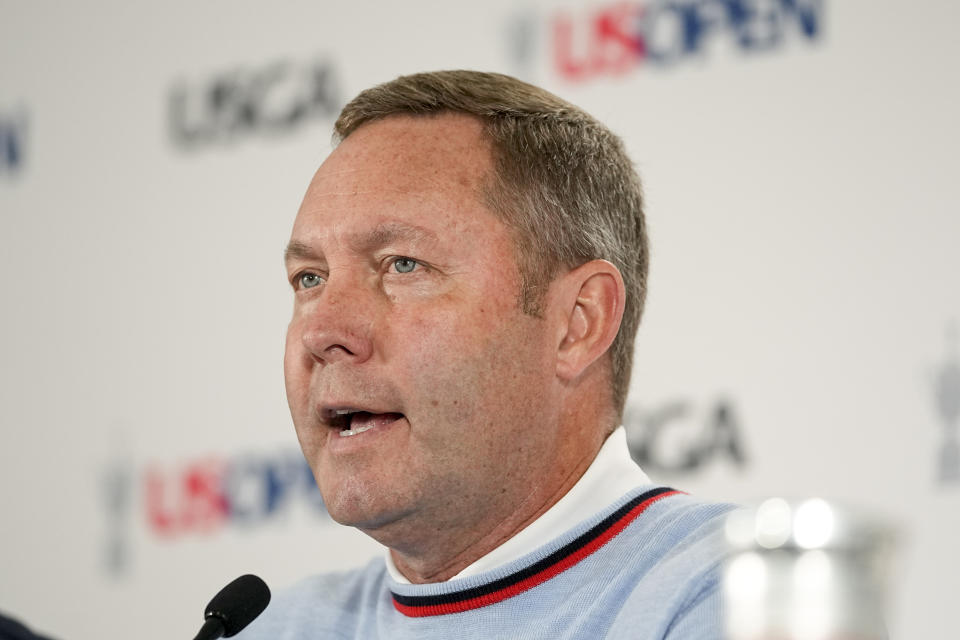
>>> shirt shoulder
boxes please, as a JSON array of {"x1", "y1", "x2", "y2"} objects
[{"x1": 604, "y1": 491, "x2": 736, "y2": 640}]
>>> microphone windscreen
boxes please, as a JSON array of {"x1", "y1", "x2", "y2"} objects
[{"x1": 204, "y1": 574, "x2": 271, "y2": 637}]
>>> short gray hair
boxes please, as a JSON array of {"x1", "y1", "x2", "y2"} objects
[{"x1": 334, "y1": 70, "x2": 647, "y2": 418}]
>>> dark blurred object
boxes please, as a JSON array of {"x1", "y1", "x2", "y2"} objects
[
  {"x1": 0, "y1": 612, "x2": 55, "y2": 640},
  {"x1": 194, "y1": 574, "x2": 271, "y2": 640}
]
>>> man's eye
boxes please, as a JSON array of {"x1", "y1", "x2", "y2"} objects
[
  {"x1": 391, "y1": 257, "x2": 418, "y2": 274},
  {"x1": 298, "y1": 273, "x2": 324, "y2": 289}
]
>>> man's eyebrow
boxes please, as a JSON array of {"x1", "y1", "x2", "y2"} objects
[
  {"x1": 284, "y1": 223, "x2": 439, "y2": 265},
  {"x1": 284, "y1": 240, "x2": 318, "y2": 265},
  {"x1": 359, "y1": 222, "x2": 438, "y2": 251}
]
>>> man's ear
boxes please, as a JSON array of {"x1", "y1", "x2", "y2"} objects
[{"x1": 554, "y1": 260, "x2": 626, "y2": 382}]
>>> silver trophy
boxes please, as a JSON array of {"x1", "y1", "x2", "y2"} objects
[{"x1": 723, "y1": 498, "x2": 896, "y2": 640}]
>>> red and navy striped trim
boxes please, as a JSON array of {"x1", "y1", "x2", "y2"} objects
[{"x1": 391, "y1": 486, "x2": 681, "y2": 617}]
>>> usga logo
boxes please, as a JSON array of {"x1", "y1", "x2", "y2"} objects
[
  {"x1": 168, "y1": 56, "x2": 342, "y2": 148},
  {"x1": 624, "y1": 397, "x2": 748, "y2": 474}
]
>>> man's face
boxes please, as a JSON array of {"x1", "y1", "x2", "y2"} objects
[{"x1": 283, "y1": 114, "x2": 564, "y2": 544}]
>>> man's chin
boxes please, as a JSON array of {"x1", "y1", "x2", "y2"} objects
[{"x1": 322, "y1": 492, "x2": 413, "y2": 535}]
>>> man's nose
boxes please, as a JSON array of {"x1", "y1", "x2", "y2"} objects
[{"x1": 299, "y1": 276, "x2": 375, "y2": 365}]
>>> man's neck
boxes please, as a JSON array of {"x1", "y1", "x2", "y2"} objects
[
  {"x1": 387, "y1": 441, "x2": 603, "y2": 584},
  {"x1": 386, "y1": 426, "x2": 650, "y2": 584}
]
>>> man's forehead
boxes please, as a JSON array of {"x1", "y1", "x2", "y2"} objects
[
  {"x1": 286, "y1": 114, "x2": 506, "y2": 262},
  {"x1": 303, "y1": 169, "x2": 455, "y2": 198},
  {"x1": 311, "y1": 114, "x2": 492, "y2": 189}
]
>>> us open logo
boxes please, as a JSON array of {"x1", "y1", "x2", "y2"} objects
[
  {"x1": 507, "y1": 0, "x2": 825, "y2": 82},
  {"x1": 99, "y1": 445, "x2": 334, "y2": 575}
]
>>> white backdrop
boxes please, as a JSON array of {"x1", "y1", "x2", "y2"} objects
[{"x1": 1, "y1": 1, "x2": 957, "y2": 638}]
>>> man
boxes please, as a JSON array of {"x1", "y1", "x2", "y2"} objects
[{"x1": 243, "y1": 70, "x2": 732, "y2": 638}]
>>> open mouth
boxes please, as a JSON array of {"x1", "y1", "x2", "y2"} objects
[{"x1": 326, "y1": 409, "x2": 405, "y2": 437}]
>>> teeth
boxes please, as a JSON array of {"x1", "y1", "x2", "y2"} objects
[
  {"x1": 338, "y1": 423, "x2": 375, "y2": 438},
  {"x1": 334, "y1": 409, "x2": 357, "y2": 416}
]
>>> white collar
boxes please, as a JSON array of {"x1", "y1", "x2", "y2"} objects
[{"x1": 385, "y1": 426, "x2": 650, "y2": 584}]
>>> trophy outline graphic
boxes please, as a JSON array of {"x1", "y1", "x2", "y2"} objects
[
  {"x1": 504, "y1": 8, "x2": 539, "y2": 81},
  {"x1": 101, "y1": 431, "x2": 135, "y2": 576},
  {"x1": 934, "y1": 322, "x2": 960, "y2": 485}
]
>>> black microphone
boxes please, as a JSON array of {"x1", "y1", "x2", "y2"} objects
[{"x1": 192, "y1": 574, "x2": 271, "y2": 640}]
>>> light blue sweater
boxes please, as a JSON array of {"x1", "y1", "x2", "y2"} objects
[{"x1": 240, "y1": 487, "x2": 734, "y2": 639}]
